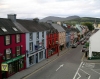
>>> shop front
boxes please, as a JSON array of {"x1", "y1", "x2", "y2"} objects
[
  {"x1": 1, "y1": 55, "x2": 25, "y2": 79},
  {"x1": 26, "y1": 48, "x2": 45, "y2": 68}
]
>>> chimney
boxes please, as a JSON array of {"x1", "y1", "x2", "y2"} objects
[
  {"x1": 8, "y1": 14, "x2": 16, "y2": 22},
  {"x1": 33, "y1": 18, "x2": 39, "y2": 23},
  {"x1": 47, "y1": 20, "x2": 53, "y2": 24}
]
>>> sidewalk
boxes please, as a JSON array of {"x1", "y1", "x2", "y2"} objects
[
  {"x1": 8, "y1": 48, "x2": 70, "y2": 79},
  {"x1": 83, "y1": 54, "x2": 100, "y2": 63}
]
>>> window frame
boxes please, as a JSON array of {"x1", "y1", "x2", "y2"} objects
[
  {"x1": 5, "y1": 48, "x2": 12, "y2": 60},
  {"x1": 29, "y1": 33, "x2": 33, "y2": 41},
  {"x1": 42, "y1": 32, "x2": 44, "y2": 38},
  {"x1": 29, "y1": 42, "x2": 33, "y2": 51},
  {"x1": 16, "y1": 34, "x2": 21, "y2": 43},
  {"x1": 37, "y1": 32, "x2": 39, "y2": 39},
  {"x1": 5, "y1": 35, "x2": 11, "y2": 45},
  {"x1": 16, "y1": 46, "x2": 21, "y2": 56}
]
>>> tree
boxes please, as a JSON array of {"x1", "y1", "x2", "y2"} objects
[{"x1": 81, "y1": 22, "x2": 94, "y2": 31}]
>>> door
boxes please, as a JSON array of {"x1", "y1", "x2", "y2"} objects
[
  {"x1": 14, "y1": 60, "x2": 19, "y2": 72},
  {"x1": 36, "y1": 53, "x2": 38, "y2": 63},
  {"x1": 1, "y1": 71, "x2": 6, "y2": 79}
]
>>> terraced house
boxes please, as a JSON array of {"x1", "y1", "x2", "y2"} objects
[
  {"x1": 16, "y1": 18, "x2": 47, "y2": 68},
  {"x1": 0, "y1": 15, "x2": 26, "y2": 79}
]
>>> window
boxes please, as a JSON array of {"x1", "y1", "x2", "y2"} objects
[
  {"x1": 42, "y1": 39, "x2": 44, "y2": 47},
  {"x1": 42, "y1": 32, "x2": 44, "y2": 38},
  {"x1": 29, "y1": 55, "x2": 34, "y2": 65},
  {"x1": 29, "y1": 33, "x2": 33, "y2": 41},
  {"x1": 5, "y1": 35, "x2": 10, "y2": 45},
  {"x1": 29, "y1": 42, "x2": 33, "y2": 51},
  {"x1": 6, "y1": 48, "x2": 12, "y2": 60},
  {"x1": 16, "y1": 46, "x2": 21, "y2": 56},
  {"x1": 16, "y1": 34, "x2": 20, "y2": 43},
  {"x1": 12, "y1": 27, "x2": 18, "y2": 31},
  {"x1": 39, "y1": 51, "x2": 43, "y2": 59},
  {"x1": 37, "y1": 32, "x2": 39, "y2": 39},
  {"x1": 1, "y1": 27, "x2": 7, "y2": 32},
  {"x1": 36, "y1": 41, "x2": 39, "y2": 45}
]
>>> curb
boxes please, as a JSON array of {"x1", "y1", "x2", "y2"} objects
[{"x1": 21, "y1": 48, "x2": 71, "y2": 79}]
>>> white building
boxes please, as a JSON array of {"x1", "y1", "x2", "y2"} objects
[{"x1": 88, "y1": 29, "x2": 100, "y2": 59}]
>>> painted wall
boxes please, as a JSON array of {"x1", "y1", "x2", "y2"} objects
[{"x1": 26, "y1": 31, "x2": 46, "y2": 68}]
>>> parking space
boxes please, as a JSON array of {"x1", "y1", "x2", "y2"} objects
[{"x1": 73, "y1": 62, "x2": 100, "y2": 79}]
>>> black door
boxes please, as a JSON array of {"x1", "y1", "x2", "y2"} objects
[
  {"x1": 1, "y1": 71, "x2": 6, "y2": 79},
  {"x1": 14, "y1": 60, "x2": 19, "y2": 72},
  {"x1": 36, "y1": 53, "x2": 38, "y2": 63}
]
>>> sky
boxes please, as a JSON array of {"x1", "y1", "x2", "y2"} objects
[{"x1": 0, "y1": 0, "x2": 100, "y2": 19}]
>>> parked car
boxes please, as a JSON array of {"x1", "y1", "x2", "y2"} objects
[
  {"x1": 81, "y1": 41, "x2": 85, "y2": 45},
  {"x1": 82, "y1": 45, "x2": 87, "y2": 52},
  {"x1": 71, "y1": 43, "x2": 77, "y2": 48},
  {"x1": 77, "y1": 41, "x2": 81, "y2": 45}
]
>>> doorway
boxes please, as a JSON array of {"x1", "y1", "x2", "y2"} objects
[
  {"x1": 36, "y1": 53, "x2": 38, "y2": 63},
  {"x1": 14, "y1": 60, "x2": 19, "y2": 72},
  {"x1": 1, "y1": 71, "x2": 6, "y2": 79}
]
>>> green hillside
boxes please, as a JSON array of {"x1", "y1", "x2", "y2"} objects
[{"x1": 64, "y1": 17, "x2": 100, "y2": 25}]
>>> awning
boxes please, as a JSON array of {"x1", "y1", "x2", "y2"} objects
[{"x1": 2, "y1": 54, "x2": 25, "y2": 64}]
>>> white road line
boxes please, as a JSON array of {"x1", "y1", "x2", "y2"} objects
[
  {"x1": 91, "y1": 69, "x2": 100, "y2": 74},
  {"x1": 73, "y1": 62, "x2": 83, "y2": 79},
  {"x1": 56, "y1": 64, "x2": 64, "y2": 71},
  {"x1": 80, "y1": 69, "x2": 91, "y2": 79},
  {"x1": 77, "y1": 73, "x2": 81, "y2": 79}
]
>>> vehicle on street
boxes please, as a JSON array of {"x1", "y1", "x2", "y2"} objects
[
  {"x1": 82, "y1": 45, "x2": 87, "y2": 52},
  {"x1": 71, "y1": 43, "x2": 77, "y2": 48}
]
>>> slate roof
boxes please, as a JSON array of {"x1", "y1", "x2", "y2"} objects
[
  {"x1": 52, "y1": 24, "x2": 65, "y2": 32},
  {"x1": 0, "y1": 18, "x2": 22, "y2": 35},
  {"x1": 16, "y1": 19, "x2": 55, "y2": 32}
]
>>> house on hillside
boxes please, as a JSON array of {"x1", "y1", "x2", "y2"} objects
[{"x1": 88, "y1": 29, "x2": 100, "y2": 60}]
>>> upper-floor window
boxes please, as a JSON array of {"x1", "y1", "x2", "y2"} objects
[
  {"x1": 6, "y1": 48, "x2": 12, "y2": 60},
  {"x1": 16, "y1": 46, "x2": 21, "y2": 56},
  {"x1": 37, "y1": 32, "x2": 39, "y2": 39},
  {"x1": 29, "y1": 33, "x2": 33, "y2": 41},
  {"x1": 42, "y1": 32, "x2": 44, "y2": 38},
  {"x1": 42, "y1": 39, "x2": 44, "y2": 47},
  {"x1": 29, "y1": 42, "x2": 33, "y2": 51},
  {"x1": 1, "y1": 27, "x2": 7, "y2": 32},
  {"x1": 5, "y1": 35, "x2": 10, "y2": 45},
  {"x1": 16, "y1": 34, "x2": 20, "y2": 43},
  {"x1": 36, "y1": 41, "x2": 39, "y2": 45}
]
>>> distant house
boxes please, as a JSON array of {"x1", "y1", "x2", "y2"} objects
[
  {"x1": 52, "y1": 23, "x2": 66, "y2": 51},
  {"x1": 88, "y1": 29, "x2": 100, "y2": 59},
  {"x1": 0, "y1": 15, "x2": 26, "y2": 79}
]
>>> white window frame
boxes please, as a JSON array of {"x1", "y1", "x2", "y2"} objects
[
  {"x1": 16, "y1": 34, "x2": 20, "y2": 43},
  {"x1": 16, "y1": 46, "x2": 21, "y2": 56},
  {"x1": 5, "y1": 35, "x2": 10, "y2": 45},
  {"x1": 29, "y1": 33, "x2": 33, "y2": 41},
  {"x1": 6, "y1": 48, "x2": 11, "y2": 60},
  {"x1": 29, "y1": 42, "x2": 33, "y2": 51}
]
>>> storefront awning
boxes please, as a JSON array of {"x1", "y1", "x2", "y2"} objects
[{"x1": 2, "y1": 54, "x2": 25, "y2": 64}]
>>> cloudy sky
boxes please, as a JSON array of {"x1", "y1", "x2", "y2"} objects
[{"x1": 0, "y1": 0, "x2": 100, "y2": 19}]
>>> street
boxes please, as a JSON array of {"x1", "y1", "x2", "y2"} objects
[{"x1": 23, "y1": 45, "x2": 84, "y2": 79}]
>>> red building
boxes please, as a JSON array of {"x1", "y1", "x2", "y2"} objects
[
  {"x1": 0, "y1": 18, "x2": 26, "y2": 79},
  {"x1": 46, "y1": 29, "x2": 59, "y2": 58}
]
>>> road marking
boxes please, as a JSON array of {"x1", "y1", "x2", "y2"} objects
[
  {"x1": 56, "y1": 64, "x2": 64, "y2": 71},
  {"x1": 77, "y1": 73, "x2": 81, "y2": 79},
  {"x1": 81, "y1": 53, "x2": 85, "y2": 62},
  {"x1": 80, "y1": 69, "x2": 91, "y2": 79},
  {"x1": 22, "y1": 49, "x2": 71, "y2": 79},
  {"x1": 73, "y1": 62, "x2": 83, "y2": 79},
  {"x1": 91, "y1": 69, "x2": 100, "y2": 74}
]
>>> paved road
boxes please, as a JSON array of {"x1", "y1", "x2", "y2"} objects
[{"x1": 23, "y1": 45, "x2": 83, "y2": 79}]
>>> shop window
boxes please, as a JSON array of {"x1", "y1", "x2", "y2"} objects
[
  {"x1": 5, "y1": 35, "x2": 10, "y2": 45},
  {"x1": 16, "y1": 46, "x2": 21, "y2": 56},
  {"x1": 19, "y1": 59, "x2": 24, "y2": 68},
  {"x1": 8, "y1": 63, "x2": 13, "y2": 74},
  {"x1": 29, "y1": 33, "x2": 33, "y2": 41},
  {"x1": 16, "y1": 34, "x2": 20, "y2": 43},
  {"x1": 39, "y1": 51, "x2": 43, "y2": 59},
  {"x1": 29, "y1": 55, "x2": 34, "y2": 65},
  {"x1": 92, "y1": 52, "x2": 100, "y2": 57},
  {"x1": 6, "y1": 48, "x2": 12, "y2": 60},
  {"x1": 29, "y1": 42, "x2": 33, "y2": 51}
]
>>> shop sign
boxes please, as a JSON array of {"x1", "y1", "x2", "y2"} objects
[{"x1": 1, "y1": 64, "x2": 8, "y2": 71}]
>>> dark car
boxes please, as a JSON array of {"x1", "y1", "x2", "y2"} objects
[
  {"x1": 71, "y1": 43, "x2": 77, "y2": 48},
  {"x1": 82, "y1": 45, "x2": 87, "y2": 52}
]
